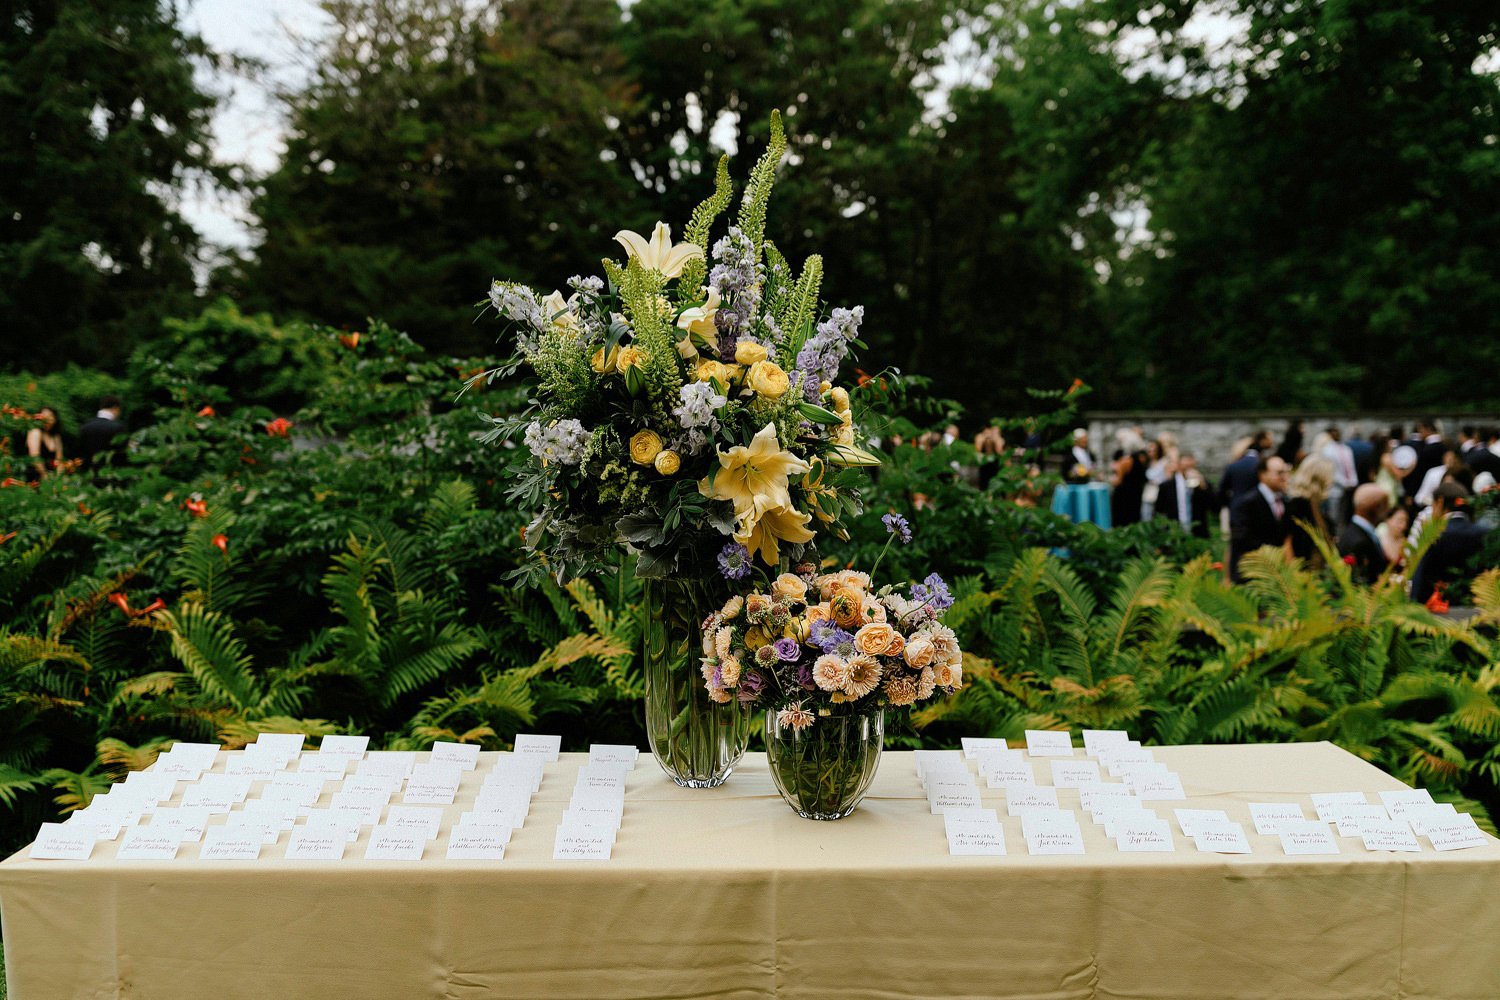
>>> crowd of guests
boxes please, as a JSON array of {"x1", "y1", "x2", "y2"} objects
[{"x1": 1065, "y1": 420, "x2": 1497, "y2": 605}]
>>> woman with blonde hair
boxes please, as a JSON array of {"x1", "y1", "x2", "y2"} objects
[{"x1": 1284, "y1": 456, "x2": 1335, "y2": 566}]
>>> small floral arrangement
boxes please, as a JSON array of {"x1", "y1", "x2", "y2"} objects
[
  {"x1": 479, "y1": 112, "x2": 881, "y2": 581},
  {"x1": 699, "y1": 553, "x2": 962, "y2": 728}
]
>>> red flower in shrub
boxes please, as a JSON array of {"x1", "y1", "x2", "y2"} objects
[
  {"x1": 1342, "y1": 554, "x2": 1356, "y2": 566},
  {"x1": 212, "y1": 534, "x2": 228, "y2": 552},
  {"x1": 265, "y1": 418, "x2": 293, "y2": 437},
  {"x1": 197, "y1": 405, "x2": 216, "y2": 418},
  {"x1": 108, "y1": 593, "x2": 132, "y2": 615},
  {"x1": 1425, "y1": 584, "x2": 1450, "y2": 615},
  {"x1": 0, "y1": 531, "x2": 15, "y2": 544},
  {"x1": 338, "y1": 332, "x2": 361, "y2": 349},
  {"x1": 184, "y1": 498, "x2": 208, "y2": 518},
  {"x1": 1211, "y1": 561, "x2": 1224, "y2": 572},
  {"x1": 1, "y1": 478, "x2": 24, "y2": 488},
  {"x1": 136, "y1": 599, "x2": 166, "y2": 616}
]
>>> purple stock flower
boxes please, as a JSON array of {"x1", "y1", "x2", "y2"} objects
[
  {"x1": 737, "y1": 670, "x2": 766, "y2": 704},
  {"x1": 772, "y1": 637, "x2": 801, "y2": 662},
  {"x1": 911, "y1": 573, "x2": 953, "y2": 611},
  {"x1": 882, "y1": 512, "x2": 912, "y2": 545},
  {"x1": 717, "y1": 542, "x2": 752, "y2": 581},
  {"x1": 796, "y1": 662, "x2": 816, "y2": 690}
]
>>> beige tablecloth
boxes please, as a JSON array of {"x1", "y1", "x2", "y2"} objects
[{"x1": 2, "y1": 742, "x2": 1498, "y2": 1000}]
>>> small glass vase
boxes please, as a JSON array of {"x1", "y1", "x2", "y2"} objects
[
  {"x1": 765, "y1": 708, "x2": 884, "y2": 820},
  {"x1": 641, "y1": 576, "x2": 751, "y2": 787}
]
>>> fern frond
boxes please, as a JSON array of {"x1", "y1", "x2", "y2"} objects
[{"x1": 161, "y1": 603, "x2": 263, "y2": 712}]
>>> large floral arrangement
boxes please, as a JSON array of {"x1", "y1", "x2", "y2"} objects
[
  {"x1": 700, "y1": 556, "x2": 963, "y2": 727},
  {"x1": 479, "y1": 113, "x2": 879, "y2": 581}
]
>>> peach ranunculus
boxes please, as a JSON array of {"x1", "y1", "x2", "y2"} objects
[
  {"x1": 818, "y1": 569, "x2": 871, "y2": 602},
  {"x1": 854, "y1": 622, "x2": 897, "y2": 657},
  {"x1": 829, "y1": 590, "x2": 864, "y2": 630},
  {"x1": 772, "y1": 573, "x2": 808, "y2": 604},
  {"x1": 932, "y1": 654, "x2": 962, "y2": 690},
  {"x1": 883, "y1": 631, "x2": 906, "y2": 658}
]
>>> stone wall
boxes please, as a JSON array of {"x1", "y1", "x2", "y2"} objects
[{"x1": 1084, "y1": 412, "x2": 1500, "y2": 479}]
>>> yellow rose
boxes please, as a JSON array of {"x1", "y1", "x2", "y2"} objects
[
  {"x1": 805, "y1": 602, "x2": 832, "y2": 631},
  {"x1": 772, "y1": 573, "x2": 808, "y2": 604},
  {"x1": 830, "y1": 590, "x2": 864, "y2": 629},
  {"x1": 747, "y1": 360, "x2": 790, "y2": 399},
  {"x1": 591, "y1": 345, "x2": 621, "y2": 373},
  {"x1": 734, "y1": 340, "x2": 769, "y2": 365},
  {"x1": 743, "y1": 627, "x2": 770, "y2": 652},
  {"x1": 615, "y1": 346, "x2": 645, "y2": 372},
  {"x1": 630, "y1": 430, "x2": 663, "y2": 465},
  {"x1": 829, "y1": 387, "x2": 850, "y2": 413},
  {"x1": 696, "y1": 360, "x2": 731, "y2": 385},
  {"x1": 854, "y1": 622, "x2": 896, "y2": 656},
  {"x1": 653, "y1": 450, "x2": 681, "y2": 475}
]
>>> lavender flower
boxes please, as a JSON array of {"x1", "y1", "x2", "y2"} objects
[
  {"x1": 672, "y1": 382, "x2": 726, "y2": 455},
  {"x1": 796, "y1": 662, "x2": 816, "y2": 690},
  {"x1": 522, "y1": 419, "x2": 590, "y2": 466},
  {"x1": 738, "y1": 670, "x2": 766, "y2": 704},
  {"x1": 773, "y1": 637, "x2": 801, "y2": 662},
  {"x1": 489, "y1": 281, "x2": 547, "y2": 351},
  {"x1": 708, "y1": 227, "x2": 763, "y2": 352},
  {"x1": 911, "y1": 573, "x2": 953, "y2": 612},
  {"x1": 882, "y1": 512, "x2": 912, "y2": 545},
  {"x1": 718, "y1": 542, "x2": 752, "y2": 581},
  {"x1": 815, "y1": 626, "x2": 857, "y2": 659},
  {"x1": 794, "y1": 305, "x2": 864, "y2": 396}
]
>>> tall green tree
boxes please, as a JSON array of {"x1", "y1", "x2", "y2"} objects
[
  {"x1": 1091, "y1": 0, "x2": 1500, "y2": 409},
  {"x1": 0, "y1": 0, "x2": 225, "y2": 371},
  {"x1": 243, "y1": 0, "x2": 641, "y2": 358}
]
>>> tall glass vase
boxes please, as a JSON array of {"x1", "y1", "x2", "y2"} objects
[
  {"x1": 766, "y1": 709, "x2": 884, "y2": 819},
  {"x1": 641, "y1": 577, "x2": 751, "y2": 787}
]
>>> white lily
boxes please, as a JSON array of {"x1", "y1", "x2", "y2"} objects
[
  {"x1": 674, "y1": 286, "x2": 721, "y2": 359},
  {"x1": 540, "y1": 290, "x2": 579, "y2": 334},
  {"x1": 613, "y1": 222, "x2": 703, "y2": 279}
]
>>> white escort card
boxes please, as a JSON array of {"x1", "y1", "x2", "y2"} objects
[
  {"x1": 1248, "y1": 802, "x2": 1307, "y2": 835},
  {"x1": 568, "y1": 789, "x2": 625, "y2": 822},
  {"x1": 429, "y1": 741, "x2": 482, "y2": 770},
  {"x1": 1311, "y1": 792, "x2": 1367, "y2": 821},
  {"x1": 1402, "y1": 803, "x2": 1459, "y2": 836},
  {"x1": 1024, "y1": 730, "x2": 1074, "y2": 756},
  {"x1": 553, "y1": 825, "x2": 615, "y2": 860},
  {"x1": 1193, "y1": 820, "x2": 1253, "y2": 854},
  {"x1": 386, "y1": 805, "x2": 444, "y2": 840},
  {"x1": 1021, "y1": 811, "x2": 1085, "y2": 855},
  {"x1": 29, "y1": 822, "x2": 98, "y2": 860},
  {"x1": 1115, "y1": 816, "x2": 1176, "y2": 852},
  {"x1": 356, "y1": 752, "x2": 417, "y2": 779},
  {"x1": 284, "y1": 826, "x2": 348, "y2": 860},
  {"x1": 513, "y1": 734, "x2": 562, "y2": 760},
  {"x1": 1084, "y1": 789, "x2": 1141, "y2": 822},
  {"x1": 149, "y1": 807, "x2": 213, "y2": 842},
  {"x1": 1081, "y1": 729, "x2": 1133, "y2": 756},
  {"x1": 198, "y1": 827, "x2": 263, "y2": 861},
  {"x1": 574, "y1": 765, "x2": 628, "y2": 796},
  {"x1": 1102, "y1": 807, "x2": 1161, "y2": 839},
  {"x1": 339, "y1": 775, "x2": 400, "y2": 800},
  {"x1": 224, "y1": 755, "x2": 283, "y2": 779},
  {"x1": 961, "y1": 737, "x2": 1009, "y2": 759},
  {"x1": 301, "y1": 809, "x2": 364, "y2": 843},
  {"x1": 252, "y1": 733, "x2": 307, "y2": 756},
  {"x1": 117, "y1": 827, "x2": 184, "y2": 860},
  {"x1": 296, "y1": 754, "x2": 350, "y2": 778},
  {"x1": 928, "y1": 782, "x2": 983, "y2": 815},
  {"x1": 1173, "y1": 809, "x2": 1231, "y2": 838},
  {"x1": 944, "y1": 809, "x2": 1006, "y2": 856},
  {"x1": 913, "y1": 749, "x2": 964, "y2": 778},
  {"x1": 1136, "y1": 773, "x2": 1186, "y2": 802},
  {"x1": 919, "y1": 760, "x2": 973, "y2": 790},
  {"x1": 475, "y1": 788, "x2": 532, "y2": 817},
  {"x1": 1279, "y1": 821, "x2": 1341, "y2": 855},
  {"x1": 1328, "y1": 803, "x2": 1391, "y2": 838},
  {"x1": 1359, "y1": 819, "x2": 1422, "y2": 853},
  {"x1": 984, "y1": 761, "x2": 1037, "y2": 789},
  {"x1": 220, "y1": 813, "x2": 281, "y2": 846},
  {"x1": 1378, "y1": 788, "x2": 1435, "y2": 819},
  {"x1": 317, "y1": 735, "x2": 370, "y2": 758},
  {"x1": 973, "y1": 747, "x2": 1024, "y2": 773},
  {"x1": 1050, "y1": 760, "x2": 1102, "y2": 788},
  {"x1": 363, "y1": 825, "x2": 427, "y2": 860},
  {"x1": 328, "y1": 790, "x2": 387, "y2": 824},
  {"x1": 124, "y1": 770, "x2": 180, "y2": 802},
  {"x1": 1005, "y1": 786, "x2": 1059, "y2": 816},
  {"x1": 588, "y1": 744, "x2": 640, "y2": 767},
  {"x1": 180, "y1": 786, "x2": 241, "y2": 815},
  {"x1": 488, "y1": 757, "x2": 545, "y2": 793},
  {"x1": 402, "y1": 779, "x2": 460, "y2": 805},
  {"x1": 446, "y1": 825, "x2": 508, "y2": 860},
  {"x1": 64, "y1": 815, "x2": 125, "y2": 842},
  {"x1": 1424, "y1": 815, "x2": 1487, "y2": 852},
  {"x1": 460, "y1": 807, "x2": 525, "y2": 831}
]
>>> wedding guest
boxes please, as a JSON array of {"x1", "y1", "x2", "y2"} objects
[
  {"x1": 1276, "y1": 420, "x2": 1304, "y2": 466},
  {"x1": 1153, "y1": 453, "x2": 1213, "y2": 538},
  {"x1": 1110, "y1": 428, "x2": 1149, "y2": 526},
  {"x1": 1347, "y1": 428, "x2": 1375, "y2": 482},
  {"x1": 1411, "y1": 483, "x2": 1492, "y2": 604},
  {"x1": 1284, "y1": 457, "x2": 1335, "y2": 566},
  {"x1": 1386, "y1": 444, "x2": 1418, "y2": 508},
  {"x1": 1377, "y1": 506, "x2": 1410, "y2": 569},
  {"x1": 24, "y1": 405, "x2": 64, "y2": 483},
  {"x1": 79, "y1": 395, "x2": 126, "y2": 477},
  {"x1": 1414, "y1": 445, "x2": 1463, "y2": 508},
  {"x1": 1063, "y1": 428, "x2": 1095, "y2": 484},
  {"x1": 1141, "y1": 436, "x2": 1177, "y2": 521},
  {"x1": 1229, "y1": 455, "x2": 1290, "y2": 583},
  {"x1": 1321, "y1": 428, "x2": 1359, "y2": 532},
  {"x1": 1464, "y1": 428, "x2": 1500, "y2": 480},
  {"x1": 1219, "y1": 429, "x2": 1272, "y2": 508},
  {"x1": 1336, "y1": 484, "x2": 1391, "y2": 584},
  {"x1": 1405, "y1": 420, "x2": 1446, "y2": 497}
]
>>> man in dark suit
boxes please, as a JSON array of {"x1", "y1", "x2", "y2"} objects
[
  {"x1": 1336, "y1": 484, "x2": 1390, "y2": 584},
  {"x1": 1228, "y1": 454, "x2": 1290, "y2": 583},
  {"x1": 1405, "y1": 420, "x2": 1446, "y2": 497},
  {"x1": 79, "y1": 395, "x2": 126, "y2": 481},
  {"x1": 1154, "y1": 453, "x2": 1214, "y2": 539},
  {"x1": 1218, "y1": 429, "x2": 1272, "y2": 510},
  {"x1": 1464, "y1": 427, "x2": 1500, "y2": 480},
  {"x1": 1411, "y1": 483, "x2": 1493, "y2": 604}
]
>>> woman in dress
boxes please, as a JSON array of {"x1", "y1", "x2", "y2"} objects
[
  {"x1": 1283, "y1": 456, "x2": 1334, "y2": 567},
  {"x1": 25, "y1": 406, "x2": 63, "y2": 482}
]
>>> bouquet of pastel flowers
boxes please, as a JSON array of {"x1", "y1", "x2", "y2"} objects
[
  {"x1": 480, "y1": 112, "x2": 879, "y2": 581},
  {"x1": 700, "y1": 563, "x2": 963, "y2": 723}
]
